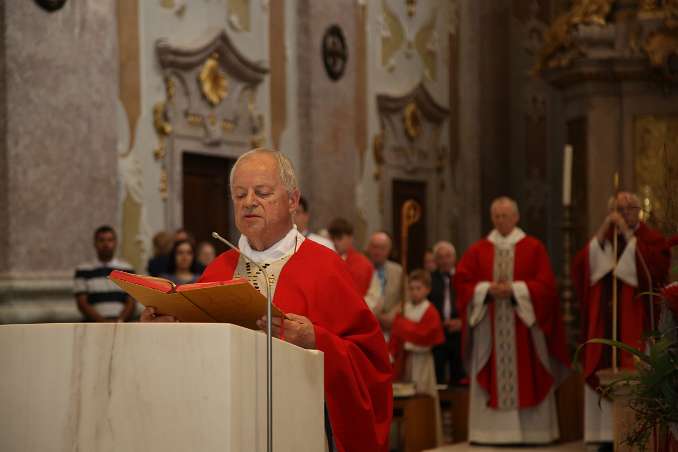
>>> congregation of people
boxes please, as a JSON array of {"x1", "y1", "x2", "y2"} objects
[{"x1": 73, "y1": 149, "x2": 674, "y2": 451}]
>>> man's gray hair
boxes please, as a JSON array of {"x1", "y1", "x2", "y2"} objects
[
  {"x1": 433, "y1": 240, "x2": 456, "y2": 257},
  {"x1": 490, "y1": 196, "x2": 520, "y2": 215},
  {"x1": 229, "y1": 148, "x2": 298, "y2": 193},
  {"x1": 608, "y1": 191, "x2": 641, "y2": 210}
]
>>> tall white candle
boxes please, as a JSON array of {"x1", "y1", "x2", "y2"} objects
[{"x1": 562, "y1": 144, "x2": 573, "y2": 206}]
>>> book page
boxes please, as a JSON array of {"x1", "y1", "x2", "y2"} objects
[
  {"x1": 182, "y1": 282, "x2": 282, "y2": 330},
  {"x1": 112, "y1": 278, "x2": 215, "y2": 322}
]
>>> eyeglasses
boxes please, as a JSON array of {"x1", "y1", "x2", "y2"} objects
[{"x1": 616, "y1": 206, "x2": 640, "y2": 214}]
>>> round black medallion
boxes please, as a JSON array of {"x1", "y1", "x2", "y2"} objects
[
  {"x1": 35, "y1": 0, "x2": 67, "y2": 12},
  {"x1": 322, "y1": 25, "x2": 348, "y2": 81}
]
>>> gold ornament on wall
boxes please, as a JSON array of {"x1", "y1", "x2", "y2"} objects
[
  {"x1": 152, "y1": 101, "x2": 172, "y2": 161},
  {"x1": 406, "y1": 0, "x2": 417, "y2": 18},
  {"x1": 403, "y1": 102, "x2": 422, "y2": 141},
  {"x1": 199, "y1": 53, "x2": 229, "y2": 106},
  {"x1": 533, "y1": 0, "x2": 614, "y2": 74},
  {"x1": 373, "y1": 131, "x2": 385, "y2": 180}
]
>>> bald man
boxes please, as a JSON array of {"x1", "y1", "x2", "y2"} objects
[
  {"x1": 454, "y1": 197, "x2": 570, "y2": 444},
  {"x1": 366, "y1": 232, "x2": 404, "y2": 327},
  {"x1": 573, "y1": 191, "x2": 670, "y2": 447}
]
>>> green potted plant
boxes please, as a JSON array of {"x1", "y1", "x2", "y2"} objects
[{"x1": 577, "y1": 283, "x2": 678, "y2": 452}]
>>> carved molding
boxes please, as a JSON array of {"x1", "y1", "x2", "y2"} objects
[
  {"x1": 375, "y1": 82, "x2": 449, "y2": 232},
  {"x1": 154, "y1": 30, "x2": 269, "y2": 229},
  {"x1": 376, "y1": 83, "x2": 449, "y2": 175},
  {"x1": 535, "y1": 0, "x2": 678, "y2": 85}
]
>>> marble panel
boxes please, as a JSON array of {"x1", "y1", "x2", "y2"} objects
[
  {"x1": 3, "y1": 1, "x2": 119, "y2": 274},
  {"x1": 0, "y1": 323, "x2": 325, "y2": 452}
]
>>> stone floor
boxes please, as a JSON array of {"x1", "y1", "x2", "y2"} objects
[{"x1": 425, "y1": 441, "x2": 587, "y2": 452}]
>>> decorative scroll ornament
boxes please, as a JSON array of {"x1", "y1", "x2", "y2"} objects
[
  {"x1": 373, "y1": 132, "x2": 385, "y2": 180},
  {"x1": 406, "y1": 0, "x2": 417, "y2": 18},
  {"x1": 199, "y1": 53, "x2": 229, "y2": 106},
  {"x1": 403, "y1": 102, "x2": 422, "y2": 141},
  {"x1": 643, "y1": 3, "x2": 678, "y2": 81},
  {"x1": 381, "y1": 0, "x2": 405, "y2": 70},
  {"x1": 533, "y1": 0, "x2": 614, "y2": 74}
]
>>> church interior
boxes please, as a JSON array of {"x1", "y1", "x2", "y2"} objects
[{"x1": 1, "y1": 1, "x2": 678, "y2": 451}]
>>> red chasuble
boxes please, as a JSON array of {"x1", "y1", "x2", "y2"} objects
[
  {"x1": 572, "y1": 222, "x2": 670, "y2": 389},
  {"x1": 198, "y1": 240, "x2": 393, "y2": 452},
  {"x1": 389, "y1": 303, "x2": 445, "y2": 379},
  {"x1": 344, "y1": 248, "x2": 375, "y2": 296},
  {"x1": 454, "y1": 235, "x2": 570, "y2": 409}
]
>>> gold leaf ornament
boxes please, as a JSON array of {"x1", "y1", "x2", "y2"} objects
[
  {"x1": 403, "y1": 102, "x2": 422, "y2": 141},
  {"x1": 199, "y1": 53, "x2": 229, "y2": 106}
]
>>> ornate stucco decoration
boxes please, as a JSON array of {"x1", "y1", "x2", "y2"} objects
[
  {"x1": 375, "y1": 82, "x2": 449, "y2": 236},
  {"x1": 376, "y1": 83, "x2": 449, "y2": 176},
  {"x1": 533, "y1": 0, "x2": 615, "y2": 75},
  {"x1": 406, "y1": 0, "x2": 417, "y2": 18},
  {"x1": 154, "y1": 30, "x2": 268, "y2": 225},
  {"x1": 155, "y1": 30, "x2": 268, "y2": 147},
  {"x1": 535, "y1": 0, "x2": 678, "y2": 85},
  {"x1": 643, "y1": 3, "x2": 678, "y2": 81},
  {"x1": 403, "y1": 102, "x2": 421, "y2": 141},
  {"x1": 199, "y1": 53, "x2": 229, "y2": 106},
  {"x1": 380, "y1": 0, "x2": 438, "y2": 76}
]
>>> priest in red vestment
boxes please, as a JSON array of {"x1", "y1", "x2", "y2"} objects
[
  {"x1": 454, "y1": 197, "x2": 570, "y2": 444},
  {"x1": 572, "y1": 191, "x2": 671, "y2": 445},
  {"x1": 141, "y1": 148, "x2": 392, "y2": 452}
]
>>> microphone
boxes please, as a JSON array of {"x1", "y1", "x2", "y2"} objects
[{"x1": 211, "y1": 231, "x2": 275, "y2": 452}]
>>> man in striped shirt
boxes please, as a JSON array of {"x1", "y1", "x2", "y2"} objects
[{"x1": 73, "y1": 225, "x2": 136, "y2": 322}]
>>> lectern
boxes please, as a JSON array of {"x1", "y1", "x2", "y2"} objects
[{"x1": 0, "y1": 323, "x2": 325, "y2": 452}]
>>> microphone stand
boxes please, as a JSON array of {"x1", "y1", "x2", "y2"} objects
[{"x1": 212, "y1": 232, "x2": 273, "y2": 452}]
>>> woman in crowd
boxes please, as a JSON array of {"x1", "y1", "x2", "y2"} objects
[{"x1": 161, "y1": 239, "x2": 201, "y2": 285}]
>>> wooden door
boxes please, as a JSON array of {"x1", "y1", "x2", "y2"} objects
[
  {"x1": 182, "y1": 152, "x2": 234, "y2": 245},
  {"x1": 392, "y1": 180, "x2": 428, "y2": 274}
]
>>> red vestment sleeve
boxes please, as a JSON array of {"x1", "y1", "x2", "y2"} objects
[
  {"x1": 345, "y1": 248, "x2": 374, "y2": 296},
  {"x1": 635, "y1": 223, "x2": 671, "y2": 291},
  {"x1": 390, "y1": 306, "x2": 445, "y2": 348},
  {"x1": 516, "y1": 239, "x2": 570, "y2": 370},
  {"x1": 453, "y1": 241, "x2": 486, "y2": 364},
  {"x1": 200, "y1": 243, "x2": 392, "y2": 452},
  {"x1": 311, "y1": 264, "x2": 392, "y2": 452},
  {"x1": 388, "y1": 305, "x2": 444, "y2": 380}
]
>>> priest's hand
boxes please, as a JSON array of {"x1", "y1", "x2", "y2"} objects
[
  {"x1": 257, "y1": 313, "x2": 316, "y2": 349},
  {"x1": 139, "y1": 306, "x2": 179, "y2": 322},
  {"x1": 489, "y1": 282, "x2": 512, "y2": 299},
  {"x1": 609, "y1": 211, "x2": 632, "y2": 239}
]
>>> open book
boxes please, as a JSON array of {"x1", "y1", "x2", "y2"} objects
[{"x1": 109, "y1": 270, "x2": 282, "y2": 329}]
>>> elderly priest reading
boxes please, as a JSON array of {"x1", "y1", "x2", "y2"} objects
[{"x1": 141, "y1": 148, "x2": 392, "y2": 452}]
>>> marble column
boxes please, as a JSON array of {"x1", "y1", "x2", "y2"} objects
[
  {"x1": 0, "y1": 1, "x2": 119, "y2": 322},
  {"x1": 455, "y1": 0, "x2": 483, "y2": 251},
  {"x1": 296, "y1": 0, "x2": 361, "y2": 236}
]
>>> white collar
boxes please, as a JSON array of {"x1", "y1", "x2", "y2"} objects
[
  {"x1": 487, "y1": 227, "x2": 526, "y2": 247},
  {"x1": 98, "y1": 257, "x2": 119, "y2": 267},
  {"x1": 238, "y1": 226, "x2": 305, "y2": 264}
]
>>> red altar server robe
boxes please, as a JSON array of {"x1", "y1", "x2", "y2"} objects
[
  {"x1": 198, "y1": 239, "x2": 393, "y2": 452},
  {"x1": 572, "y1": 222, "x2": 670, "y2": 388},
  {"x1": 454, "y1": 234, "x2": 570, "y2": 409},
  {"x1": 344, "y1": 248, "x2": 374, "y2": 296},
  {"x1": 389, "y1": 302, "x2": 445, "y2": 379}
]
